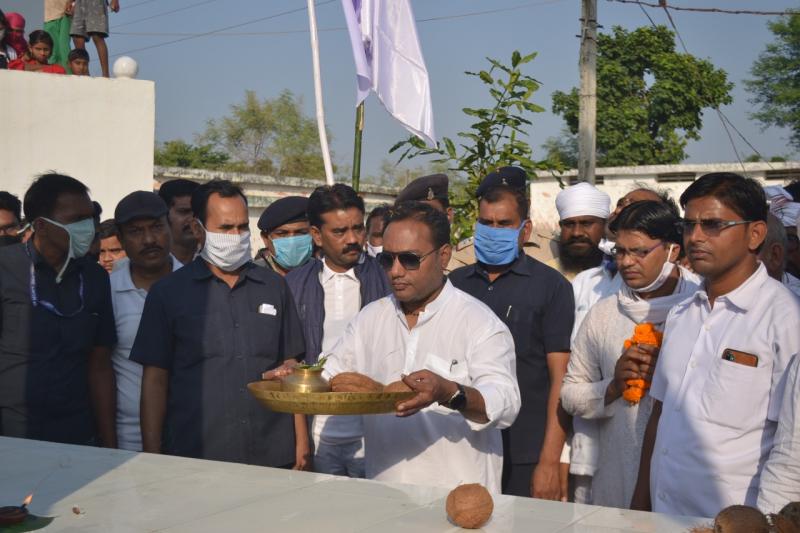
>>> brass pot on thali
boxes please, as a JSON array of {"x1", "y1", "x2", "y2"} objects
[{"x1": 280, "y1": 368, "x2": 331, "y2": 393}]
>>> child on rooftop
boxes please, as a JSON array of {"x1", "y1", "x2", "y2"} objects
[
  {"x1": 8, "y1": 30, "x2": 67, "y2": 74},
  {"x1": 71, "y1": 0, "x2": 119, "y2": 78},
  {"x1": 44, "y1": 0, "x2": 75, "y2": 70},
  {"x1": 68, "y1": 47, "x2": 90, "y2": 75}
]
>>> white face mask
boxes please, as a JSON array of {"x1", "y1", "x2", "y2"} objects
[
  {"x1": 632, "y1": 244, "x2": 676, "y2": 294},
  {"x1": 41, "y1": 217, "x2": 96, "y2": 283},
  {"x1": 598, "y1": 238, "x2": 615, "y2": 256},
  {"x1": 366, "y1": 242, "x2": 382, "y2": 258},
  {"x1": 198, "y1": 221, "x2": 252, "y2": 272}
]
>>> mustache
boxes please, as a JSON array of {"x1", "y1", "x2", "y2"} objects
[
  {"x1": 343, "y1": 244, "x2": 362, "y2": 254},
  {"x1": 140, "y1": 245, "x2": 164, "y2": 254},
  {"x1": 688, "y1": 245, "x2": 712, "y2": 254},
  {"x1": 564, "y1": 236, "x2": 594, "y2": 246}
]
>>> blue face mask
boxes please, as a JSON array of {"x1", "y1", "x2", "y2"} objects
[
  {"x1": 272, "y1": 234, "x2": 313, "y2": 269},
  {"x1": 474, "y1": 222, "x2": 523, "y2": 266}
]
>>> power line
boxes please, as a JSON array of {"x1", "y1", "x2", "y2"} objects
[
  {"x1": 111, "y1": 0, "x2": 567, "y2": 38},
  {"x1": 607, "y1": 0, "x2": 795, "y2": 16},
  {"x1": 655, "y1": 3, "x2": 768, "y2": 171},
  {"x1": 112, "y1": 0, "x2": 222, "y2": 29},
  {"x1": 718, "y1": 109, "x2": 775, "y2": 167},
  {"x1": 124, "y1": 0, "x2": 165, "y2": 11},
  {"x1": 637, "y1": 1, "x2": 657, "y2": 27},
  {"x1": 112, "y1": 0, "x2": 337, "y2": 57}
]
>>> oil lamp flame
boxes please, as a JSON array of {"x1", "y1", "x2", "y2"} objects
[{"x1": 21, "y1": 494, "x2": 32, "y2": 507}]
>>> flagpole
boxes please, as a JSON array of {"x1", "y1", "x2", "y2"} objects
[
  {"x1": 307, "y1": 0, "x2": 335, "y2": 185},
  {"x1": 351, "y1": 101, "x2": 365, "y2": 192}
]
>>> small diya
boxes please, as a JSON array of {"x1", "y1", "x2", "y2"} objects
[{"x1": 0, "y1": 494, "x2": 32, "y2": 526}]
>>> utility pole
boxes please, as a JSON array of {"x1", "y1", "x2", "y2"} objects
[{"x1": 578, "y1": 0, "x2": 597, "y2": 184}]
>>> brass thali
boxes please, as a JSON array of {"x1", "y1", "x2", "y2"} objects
[{"x1": 247, "y1": 380, "x2": 416, "y2": 415}]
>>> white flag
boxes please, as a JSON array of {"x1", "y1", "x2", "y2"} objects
[{"x1": 342, "y1": 0, "x2": 436, "y2": 147}]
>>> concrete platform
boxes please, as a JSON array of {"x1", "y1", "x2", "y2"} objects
[{"x1": 0, "y1": 437, "x2": 706, "y2": 532}]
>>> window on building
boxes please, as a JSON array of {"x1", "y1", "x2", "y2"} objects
[
  {"x1": 567, "y1": 176, "x2": 604, "y2": 185},
  {"x1": 765, "y1": 169, "x2": 800, "y2": 181},
  {"x1": 656, "y1": 172, "x2": 696, "y2": 183}
]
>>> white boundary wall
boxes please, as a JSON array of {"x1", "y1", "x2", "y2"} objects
[
  {"x1": 531, "y1": 162, "x2": 800, "y2": 231},
  {"x1": 1, "y1": 70, "x2": 155, "y2": 219},
  {"x1": 154, "y1": 167, "x2": 399, "y2": 252}
]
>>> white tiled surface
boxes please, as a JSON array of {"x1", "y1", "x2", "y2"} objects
[{"x1": 0, "y1": 437, "x2": 707, "y2": 532}]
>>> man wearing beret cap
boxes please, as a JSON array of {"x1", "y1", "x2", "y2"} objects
[
  {"x1": 255, "y1": 196, "x2": 313, "y2": 277},
  {"x1": 395, "y1": 174, "x2": 462, "y2": 272},
  {"x1": 449, "y1": 167, "x2": 560, "y2": 271},
  {"x1": 450, "y1": 169, "x2": 575, "y2": 500}
]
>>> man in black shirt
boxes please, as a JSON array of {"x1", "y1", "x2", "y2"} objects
[
  {"x1": 449, "y1": 169, "x2": 574, "y2": 499},
  {"x1": 131, "y1": 179, "x2": 306, "y2": 467},
  {"x1": 0, "y1": 173, "x2": 117, "y2": 447},
  {"x1": 157, "y1": 179, "x2": 199, "y2": 266}
]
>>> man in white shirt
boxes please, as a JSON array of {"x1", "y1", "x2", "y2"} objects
[
  {"x1": 110, "y1": 191, "x2": 180, "y2": 451},
  {"x1": 285, "y1": 184, "x2": 391, "y2": 477},
  {"x1": 631, "y1": 172, "x2": 800, "y2": 518},
  {"x1": 758, "y1": 354, "x2": 800, "y2": 511},
  {"x1": 323, "y1": 202, "x2": 521, "y2": 493}
]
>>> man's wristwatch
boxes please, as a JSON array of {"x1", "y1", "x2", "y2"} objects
[{"x1": 441, "y1": 383, "x2": 467, "y2": 411}]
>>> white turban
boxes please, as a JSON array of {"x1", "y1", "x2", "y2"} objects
[
  {"x1": 555, "y1": 182, "x2": 611, "y2": 221},
  {"x1": 764, "y1": 185, "x2": 800, "y2": 228}
]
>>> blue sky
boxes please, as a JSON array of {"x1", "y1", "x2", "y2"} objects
[{"x1": 4, "y1": 0, "x2": 796, "y2": 180}]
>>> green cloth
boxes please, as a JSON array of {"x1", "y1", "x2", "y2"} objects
[{"x1": 44, "y1": 16, "x2": 72, "y2": 71}]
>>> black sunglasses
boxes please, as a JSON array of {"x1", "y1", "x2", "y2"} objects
[
  {"x1": 675, "y1": 218, "x2": 752, "y2": 236},
  {"x1": 376, "y1": 248, "x2": 438, "y2": 270}
]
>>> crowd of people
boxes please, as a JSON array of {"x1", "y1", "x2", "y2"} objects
[
  {"x1": 0, "y1": 1, "x2": 117, "y2": 76},
  {"x1": 0, "y1": 168, "x2": 798, "y2": 520}
]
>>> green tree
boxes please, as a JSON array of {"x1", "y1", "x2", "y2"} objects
[
  {"x1": 542, "y1": 128, "x2": 579, "y2": 169},
  {"x1": 552, "y1": 25, "x2": 733, "y2": 166},
  {"x1": 199, "y1": 89, "x2": 331, "y2": 179},
  {"x1": 154, "y1": 140, "x2": 230, "y2": 169},
  {"x1": 746, "y1": 12, "x2": 800, "y2": 150},
  {"x1": 744, "y1": 153, "x2": 788, "y2": 163},
  {"x1": 391, "y1": 51, "x2": 555, "y2": 242}
]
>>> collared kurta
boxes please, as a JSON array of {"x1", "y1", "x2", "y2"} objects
[
  {"x1": 323, "y1": 280, "x2": 521, "y2": 493},
  {"x1": 650, "y1": 264, "x2": 800, "y2": 517},
  {"x1": 130, "y1": 258, "x2": 305, "y2": 467}
]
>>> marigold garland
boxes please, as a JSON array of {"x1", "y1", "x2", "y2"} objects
[{"x1": 621, "y1": 323, "x2": 663, "y2": 404}]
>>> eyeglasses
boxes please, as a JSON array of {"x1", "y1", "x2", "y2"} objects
[
  {"x1": 676, "y1": 219, "x2": 752, "y2": 236},
  {"x1": 611, "y1": 242, "x2": 664, "y2": 261},
  {"x1": 376, "y1": 248, "x2": 438, "y2": 271},
  {"x1": 0, "y1": 223, "x2": 21, "y2": 237}
]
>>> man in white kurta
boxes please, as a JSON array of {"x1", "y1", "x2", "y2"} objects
[
  {"x1": 322, "y1": 203, "x2": 521, "y2": 493},
  {"x1": 324, "y1": 279, "x2": 520, "y2": 493}
]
